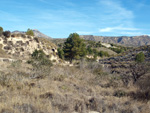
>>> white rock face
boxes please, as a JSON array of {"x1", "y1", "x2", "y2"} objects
[
  {"x1": 0, "y1": 34, "x2": 59, "y2": 61},
  {"x1": 89, "y1": 111, "x2": 99, "y2": 113},
  {"x1": 101, "y1": 43, "x2": 111, "y2": 48}
]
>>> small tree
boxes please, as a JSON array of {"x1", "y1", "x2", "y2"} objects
[
  {"x1": 0, "y1": 27, "x2": 3, "y2": 36},
  {"x1": 3, "y1": 31, "x2": 11, "y2": 37},
  {"x1": 63, "y1": 33, "x2": 86, "y2": 63},
  {"x1": 57, "y1": 48, "x2": 64, "y2": 59},
  {"x1": 135, "y1": 52, "x2": 145, "y2": 63},
  {"x1": 26, "y1": 29, "x2": 34, "y2": 36}
]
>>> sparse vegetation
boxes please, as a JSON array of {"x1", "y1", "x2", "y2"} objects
[
  {"x1": 28, "y1": 49, "x2": 52, "y2": 67},
  {"x1": 135, "y1": 52, "x2": 145, "y2": 63},
  {"x1": 26, "y1": 28, "x2": 34, "y2": 36},
  {"x1": 0, "y1": 28, "x2": 150, "y2": 112}
]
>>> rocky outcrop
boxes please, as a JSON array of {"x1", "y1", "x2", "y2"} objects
[
  {"x1": 0, "y1": 34, "x2": 58, "y2": 61},
  {"x1": 12, "y1": 29, "x2": 52, "y2": 39}
]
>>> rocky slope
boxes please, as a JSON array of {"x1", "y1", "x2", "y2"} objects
[
  {"x1": 0, "y1": 33, "x2": 58, "y2": 61},
  {"x1": 12, "y1": 29, "x2": 52, "y2": 39},
  {"x1": 80, "y1": 35, "x2": 150, "y2": 47}
]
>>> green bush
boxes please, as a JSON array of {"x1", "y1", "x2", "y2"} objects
[
  {"x1": 28, "y1": 49, "x2": 52, "y2": 67},
  {"x1": 0, "y1": 26, "x2": 3, "y2": 36},
  {"x1": 135, "y1": 52, "x2": 145, "y2": 63},
  {"x1": 26, "y1": 29, "x2": 34, "y2": 36},
  {"x1": 109, "y1": 47, "x2": 124, "y2": 54},
  {"x1": 87, "y1": 46, "x2": 93, "y2": 55},
  {"x1": 98, "y1": 51, "x2": 109, "y2": 57},
  {"x1": 57, "y1": 48, "x2": 64, "y2": 59}
]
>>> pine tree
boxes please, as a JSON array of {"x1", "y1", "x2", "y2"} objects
[{"x1": 63, "y1": 33, "x2": 86, "y2": 63}]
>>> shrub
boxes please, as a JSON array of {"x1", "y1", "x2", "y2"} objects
[
  {"x1": 26, "y1": 29, "x2": 34, "y2": 36},
  {"x1": 114, "y1": 90, "x2": 127, "y2": 97},
  {"x1": 57, "y1": 48, "x2": 64, "y2": 59},
  {"x1": 109, "y1": 47, "x2": 124, "y2": 54},
  {"x1": 0, "y1": 26, "x2": 3, "y2": 36},
  {"x1": 98, "y1": 51, "x2": 109, "y2": 57},
  {"x1": 0, "y1": 72, "x2": 10, "y2": 87},
  {"x1": 3, "y1": 31, "x2": 11, "y2": 37},
  {"x1": 135, "y1": 52, "x2": 145, "y2": 63},
  {"x1": 28, "y1": 49, "x2": 52, "y2": 67},
  {"x1": 87, "y1": 46, "x2": 93, "y2": 55}
]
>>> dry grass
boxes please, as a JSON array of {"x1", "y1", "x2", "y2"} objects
[
  {"x1": 0, "y1": 44, "x2": 7, "y2": 57},
  {"x1": 0, "y1": 60, "x2": 149, "y2": 113}
]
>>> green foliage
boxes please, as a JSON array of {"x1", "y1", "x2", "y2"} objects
[
  {"x1": 87, "y1": 46, "x2": 93, "y2": 55},
  {"x1": 26, "y1": 29, "x2": 34, "y2": 36},
  {"x1": 0, "y1": 26, "x2": 3, "y2": 36},
  {"x1": 109, "y1": 44, "x2": 130, "y2": 54},
  {"x1": 28, "y1": 49, "x2": 52, "y2": 67},
  {"x1": 135, "y1": 52, "x2": 145, "y2": 63},
  {"x1": 85, "y1": 40, "x2": 104, "y2": 48},
  {"x1": 109, "y1": 47, "x2": 124, "y2": 54},
  {"x1": 95, "y1": 41, "x2": 103, "y2": 47},
  {"x1": 98, "y1": 51, "x2": 109, "y2": 57},
  {"x1": 57, "y1": 48, "x2": 64, "y2": 59},
  {"x1": 63, "y1": 33, "x2": 86, "y2": 63}
]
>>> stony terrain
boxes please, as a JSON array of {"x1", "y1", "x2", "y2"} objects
[
  {"x1": 12, "y1": 29, "x2": 52, "y2": 39},
  {"x1": 0, "y1": 33, "x2": 58, "y2": 61}
]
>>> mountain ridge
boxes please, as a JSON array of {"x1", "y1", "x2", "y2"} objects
[{"x1": 80, "y1": 35, "x2": 150, "y2": 47}]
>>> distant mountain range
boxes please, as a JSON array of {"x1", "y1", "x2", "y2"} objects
[
  {"x1": 12, "y1": 29, "x2": 52, "y2": 39},
  {"x1": 12, "y1": 29, "x2": 150, "y2": 47},
  {"x1": 80, "y1": 35, "x2": 150, "y2": 47}
]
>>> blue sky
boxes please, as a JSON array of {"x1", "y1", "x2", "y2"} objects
[{"x1": 0, "y1": 0, "x2": 150, "y2": 38}]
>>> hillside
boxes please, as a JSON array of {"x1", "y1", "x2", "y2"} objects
[
  {"x1": 0, "y1": 30, "x2": 150, "y2": 113},
  {"x1": 12, "y1": 29, "x2": 52, "y2": 39},
  {"x1": 0, "y1": 45, "x2": 150, "y2": 113},
  {"x1": 99, "y1": 45, "x2": 150, "y2": 80},
  {"x1": 80, "y1": 35, "x2": 150, "y2": 47},
  {"x1": 0, "y1": 33, "x2": 58, "y2": 62}
]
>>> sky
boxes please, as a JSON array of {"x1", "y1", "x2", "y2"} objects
[{"x1": 0, "y1": 0, "x2": 150, "y2": 38}]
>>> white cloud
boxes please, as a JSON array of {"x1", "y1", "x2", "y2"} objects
[
  {"x1": 98, "y1": 0, "x2": 135, "y2": 30},
  {"x1": 120, "y1": 31, "x2": 142, "y2": 36},
  {"x1": 100, "y1": 0, "x2": 134, "y2": 20},
  {"x1": 96, "y1": 0, "x2": 144, "y2": 36},
  {"x1": 99, "y1": 26, "x2": 139, "y2": 32}
]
